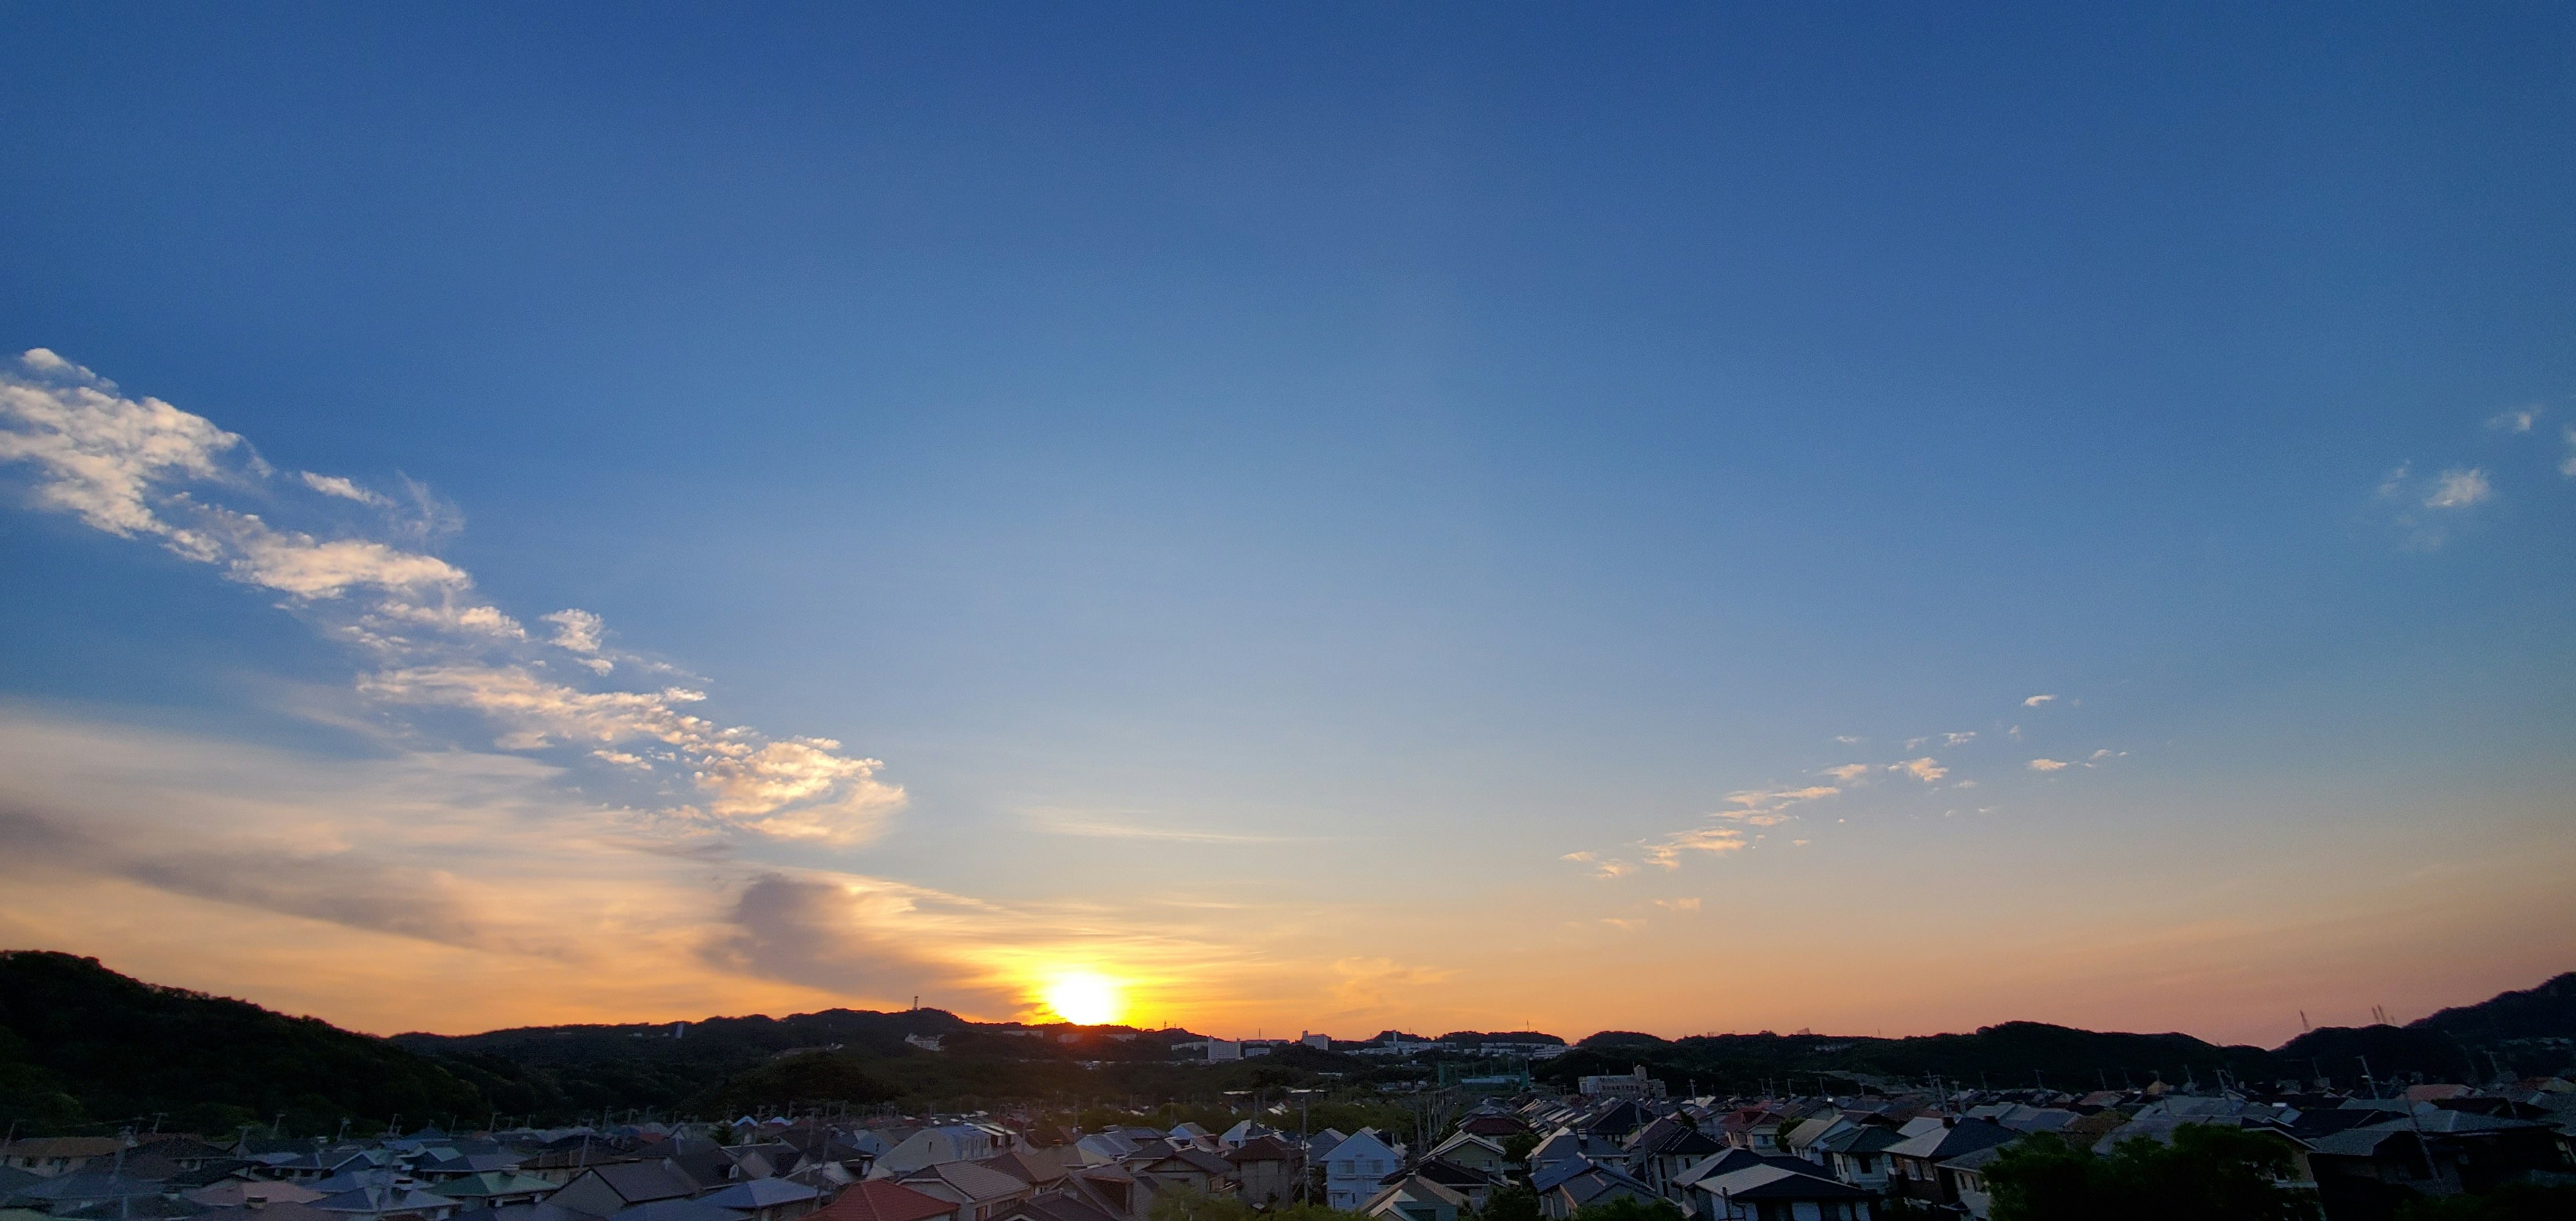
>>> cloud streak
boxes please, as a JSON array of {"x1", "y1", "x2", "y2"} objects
[{"x1": 0, "y1": 349, "x2": 902, "y2": 846}]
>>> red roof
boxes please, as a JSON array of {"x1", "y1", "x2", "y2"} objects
[{"x1": 814, "y1": 1181, "x2": 959, "y2": 1221}]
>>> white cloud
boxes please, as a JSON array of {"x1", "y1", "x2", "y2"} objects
[
  {"x1": 0, "y1": 350, "x2": 905, "y2": 848},
  {"x1": 1891, "y1": 757, "x2": 1947, "y2": 783},
  {"x1": 2561, "y1": 427, "x2": 2576, "y2": 478},
  {"x1": 2023, "y1": 694, "x2": 2056, "y2": 707},
  {"x1": 1641, "y1": 826, "x2": 1747, "y2": 869},
  {"x1": 1943, "y1": 731, "x2": 1977, "y2": 747},
  {"x1": 1817, "y1": 763, "x2": 1871, "y2": 782},
  {"x1": 2424, "y1": 468, "x2": 2493, "y2": 509},
  {"x1": 0, "y1": 349, "x2": 251, "y2": 538},
  {"x1": 2028, "y1": 758, "x2": 2071, "y2": 772},
  {"x1": 1833, "y1": 735, "x2": 1862, "y2": 745},
  {"x1": 2488, "y1": 406, "x2": 2541, "y2": 433},
  {"x1": 545, "y1": 608, "x2": 606, "y2": 653},
  {"x1": 298, "y1": 471, "x2": 390, "y2": 505},
  {"x1": 1719, "y1": 783, "x2": 1841, "y2": 826}
]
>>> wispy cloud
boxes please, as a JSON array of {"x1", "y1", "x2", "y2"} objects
[
  {"x1": 1720, "y1": 784, "x2": 1840, "y2": 825},
  {"x1": 2561, "y1": 427, "x2": 2576, "y2": 478},
  {"x1": 0, "y1": 350, "x2": 902, "y2": 847},
  {"x1": 2023, "y1": 694, "x2": 2057, "y2": 707},
  {"x1": 1028, "y1": 808, "x2": 1306, "y2": 844},
  {"x1": 2488, "y1": 405, "x2": 2542, "y2": 433},
  {"x1": 1817, "y1": 763, "x2": 1872, "y2": 782},
  {"x1": 1641, "y1": 826, "x2": 1748, "y2": 869},
  {"x1": 2424, "y1": 468, "x2": 2493, "y2": 509},
  {"x1": 2028, "y1": 758, "x2": 2071, "y2": 772},
  {"x1": 1890, "y1": 757, "x2": 1948, "y2": 783}
]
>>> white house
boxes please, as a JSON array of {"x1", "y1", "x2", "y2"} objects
[{"x1": 1323, "y1": 1129, "x2": 1400, "y2": 1210}]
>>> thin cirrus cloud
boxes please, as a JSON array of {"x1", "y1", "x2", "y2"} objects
[
  {"x1": 2424, "y1": 468, "x2": 2493, "y2": 509},
  {"x1": 0, "y1": 349, "x2": 900, "y2": 847}
]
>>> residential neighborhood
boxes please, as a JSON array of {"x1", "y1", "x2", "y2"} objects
[{"x1": 9, "y1": 1059, "x2": 2573, "y2": 1221}]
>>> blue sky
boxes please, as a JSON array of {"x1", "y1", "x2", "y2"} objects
[{"x1": 1, "y1": 3, "x2": 2572, "y2": 1041}]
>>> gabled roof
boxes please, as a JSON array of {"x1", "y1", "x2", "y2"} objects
[
  {"x1": 311, "y1": 1184, "x2": 461, "y2": 1214},
  {"x1": 586, "y1": 1163, "x2": 699, "y2": 1206},
  {"x1": 606, "y1": 1201, "x2": 748, "y2": 1221},
  {"x1": 427, "y1": 1173, "x2": 560, "y2": 1200},
  {"x1": 700, "y1": 1180, "x2": 819, "y2": 1210},
  {"x1": 991, "y1": 1194, "x2": 1121, "y2": 1221},
  {"x1": 1223, "y1": 1136, "x2": 1297, "y2": 1165},
  {"x1": 1670, "y1": 1149, "x2": 1813, "y2": 1190},
  {"x1": 1362, "y1": 1175, "x2": 1468, "y2": 1217},
  {"x1": 1406, "y1": 1159, "x2": 1498, "y2": 1191},
  {"x1": 1885, "y1": 1120, "x2": 2019, "y2": 1161},
  {"x1": 812, "y1": 1180, "x2": 959, "y2": 1221},
  {"x1": 900, "y1": 1161, "x2": 1029, "y2": 1203},
  {"x1": 972, "y1": 1151, "x2": 1067, "y2": 1188},
  {"x1": 1695, "y1": 1165, "x2": 1872, "y2": 1202}
]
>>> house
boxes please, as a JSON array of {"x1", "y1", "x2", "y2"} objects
[
  {"x1": 1806, "y1": 1126, "x2": 1902, "y2": 1193},
  {"x1": 547, "y1": 1163, "x2": 702, "y2": 1219},
  {"x1": 875, "y1": 1130, "x2": 1004, "y2": 1179},
  {"x1": 806, "y1": 1181, "x2": 957, "y2": 1221},
  {"x1": 894, "y1": 1161, "x2": 1032, "y2": 1221},
  {"x1": 0, "y1": 1140, "x2": 127, "y2": 1179},
  {"x1": 1126, "y1": 1148, "x2": 1232, "y2": 1198},
  {"x1": 1624, "y1": 1118, "x2": 1723, "y2": 1196},
  {"x1": 698, "y1": 1179, "x2": 821, "y2": 1221},
  {"x1": 189, "y1": 1181, "x2": 327, "y2": 1209},
  {"x1": 987, "y1": 1196, "x2": 1122, "y2": 1221},
  {"x1": 1686, "y1": 1164, "x2": 1877, "y2": 1221},
  {"x1": 1360, "y1": 1176, "x2": 1469, "y2": 1221},
  {"x1": 1424, "y1": 1134, "x2": 1508, "y2": 1178},
  {"x1": 1880, "y1": 1121, "x2": 2017, "y2": 1208},
  {"x1": 605, "y1": 1202, "x2": 749, "y2": 1221},
  {"x1": 310, "y1": 1183, "x2": 468, "y2": 1221},
  {"x1": 1322, "y1": 1131, "x2": 1399, "y2": 1210},
  {"x1": 1401, "y1": 1159, "x2": 1501, "y2": 1211},
  {"x1": 1532, "y1": 1163, "x2": 1658, "y2": 1221},
  {"x1": 1580, "y1": 1068, "x2": 1667, "y2": 1101},
  {"x1": 1931, "y1": 1145, "x2": 2011, "y2": 1221},
  {"x1": 428, "y1": 1175, "x2": 561, "y2": 1209},
  {"x1": 1219, "y1": 1137, "x2": 1299, "y2": 1208}
]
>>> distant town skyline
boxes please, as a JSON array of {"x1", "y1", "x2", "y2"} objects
[{"x1": 1, "y1": 5, "x2": 2572, "y2": 1045}]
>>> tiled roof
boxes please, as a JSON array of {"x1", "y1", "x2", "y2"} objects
[{"x1": 811, "y1": 1180, "x2": 957, "y2": 1221}]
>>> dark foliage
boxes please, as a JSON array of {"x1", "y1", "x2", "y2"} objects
[
  {"x1": 2392, "y1": 1181, "x2": 2576, "y2": 1221},
  {"x1": 1986, "y1": 1126, "x2": 2320, "y2": 1221},
  {"x1": 0, "y1": 951, "x2": 480, "y2": 1136}
]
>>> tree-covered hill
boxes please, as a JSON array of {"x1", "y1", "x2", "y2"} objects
[
  {"x1": 6, "y1": 950, "x2": 2570, "y2": 1138},
  {"x1": 0, "y1": 950, "x2": 481, "y2": 1136}
]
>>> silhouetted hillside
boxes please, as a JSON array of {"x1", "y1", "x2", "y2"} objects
[
  {"x1": 2414, "y1": 971, "x2": 2576, "y2": 1043},
  {"x1": 0, "y1": 950, "x2": 480, "y2": 1136},
  {"x1": 9, "y1": 951, "x2": 2572, "y2": 1137}
]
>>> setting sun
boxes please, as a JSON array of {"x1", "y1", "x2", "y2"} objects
[{"x1": 1040, "y1": 970, "x2": 1126, "y2": 1026}]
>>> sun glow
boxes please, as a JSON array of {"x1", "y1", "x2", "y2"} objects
[{"x1": 1040, "y1": 970, "x2": 1127, "y2": 1026}]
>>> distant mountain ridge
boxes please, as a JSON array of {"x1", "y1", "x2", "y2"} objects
[{"x1": 4, "y1": 949, "x2": 2569, "y2": 1138}]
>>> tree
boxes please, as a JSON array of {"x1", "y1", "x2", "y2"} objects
[
  {"x1": 1476, "y1": 1184, "x2": 1540, "y2": 1221},
  {"x1": 1988, "y1": 1125, "x2": 2320, "y2": 1221},
  {"x1": 2394, "y1": 1182, "x2": 2576, "y2": 1221},
  {"x1": 1566, "y1": 1196, "x2": 1682, "y2": 1221}
]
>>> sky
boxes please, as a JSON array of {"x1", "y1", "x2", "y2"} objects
[{"x1": 1, "y1": 4, "x2": 2573, "y2": 1047}]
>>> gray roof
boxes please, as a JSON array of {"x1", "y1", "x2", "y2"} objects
[
  {"x1": 1695, "y1": 1166, "x2": 1873, "y2": 1202},
  {"x1": 701, "y1": 1180, "x2": 820, "y2": 1210}
]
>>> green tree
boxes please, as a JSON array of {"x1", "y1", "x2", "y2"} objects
[
  {"x1": 2394, "y1": 1182, "x2": 2576, "y2": 1221},
  {"x1": 1566, "y1": 1196, "x2": 1682, "y2": 1221},
  {"x1": 1475, "y1": 1184, "x2": 1540, "y2": 1221},
  {"x1": 1988, "y1": 1126, "x2": 2320, "y2": 1221}
]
